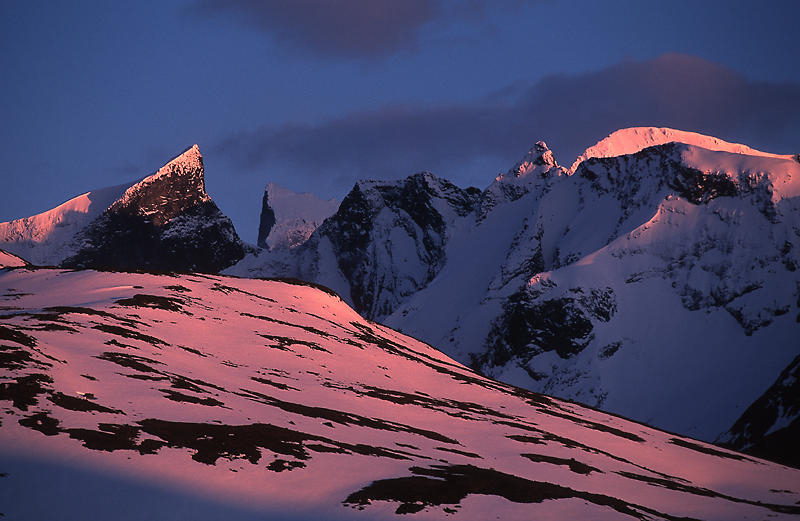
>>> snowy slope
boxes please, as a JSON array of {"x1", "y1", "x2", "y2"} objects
[
  {"x1": 230, "y1": 128, "x2": 799, "y2": 452},
  {"x1": 391, "y1": 137, "x2": 800, "y2": 442},
  {"x1": 257, "y1": 182, "x2": 339, "y2": 250},
  {"x1": 1, "y1": 266, "x2": 798, "y2": 520},
  {"x1": 0, "y1": 181, "x2": 133, "y2": 265},
  {"x1": 0, "y1": 145, "x2": 246, "y2": 272},
  {"x1": 0, "y1": 249, "x2": 28, "y2": 268}
]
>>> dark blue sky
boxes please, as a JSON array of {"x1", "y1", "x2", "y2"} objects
[{"x1": 2, "y1": 0, "x2": 799, "y2": 242}]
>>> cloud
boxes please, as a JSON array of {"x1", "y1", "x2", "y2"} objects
[
  {"x1": 192, "y1": 0, "x2": 535, "y2": 59},
  {"x1": 521, "y1": 54, "x2": 800, "y2": 162},
  {"x1": 193, "y1": 0, "x2": 440, "y2": 59},
  {"x1": 214, "y1": 54, "x2": 800, "y2": 192},
  {"x1": 215, "y1": 104, "x2": 517, "y2": 181}
]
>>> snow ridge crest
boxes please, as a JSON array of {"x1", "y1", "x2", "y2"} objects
[{"x1": 571, "y1": 127, "x2": 791, "y2": 172}]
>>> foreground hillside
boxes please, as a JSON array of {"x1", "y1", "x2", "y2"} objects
[{"x1": 1, "y1": 264, "x2": 798, "y2": 520}]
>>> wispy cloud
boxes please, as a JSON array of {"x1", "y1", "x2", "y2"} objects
[{"x1": 214, "y1": 54, "x2": 800, "y2": 189}]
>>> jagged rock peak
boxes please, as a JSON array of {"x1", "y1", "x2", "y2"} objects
[
  {"x1": 506, "y1": 141, "x2": 558, "y2": 179},
  {"x1": 109, "y1": 144, "x2": 209, "y2": 226},
  {"x1": 59, "y1": 144, "x2": 246, "y2": 273},
  {"x1": 495, "y1": 141, "x2": 560, "y2": 184},
  {"x1": 162, "y1": 143, "x2": 203, "y2": 173}
]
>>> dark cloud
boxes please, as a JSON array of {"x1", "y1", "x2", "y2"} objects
[
  {"x1": 523, "y1": 54, "x2": 800, "y2": 163},
  {"x1": 193, "y1": 0, "x2": 440, "y2": 59},
  {"x1": 215, "y1": 54, "x2": 800, "y2": 191},
  {"x1": 192, "y1": 0, "x2": 535, "y2": 59},
  {"x1": 215, "y1": 104, "x2": 516, "y2": 182}
]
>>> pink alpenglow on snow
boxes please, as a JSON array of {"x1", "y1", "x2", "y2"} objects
[
  {"x1": 1, "y1": 266, "x2": 799, "y2": 520},
  {"x1": 569, "y1": 126, "x2": 795, "y2": 172}
]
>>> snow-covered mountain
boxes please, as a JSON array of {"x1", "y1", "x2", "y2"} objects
[
  {"x1": 0, "y1": 145, "x2": 246, "y2": 272},
  {"x1": 0, "y1": 182, "x2": 132, "y2": 266},
  {"x1": 229, "y1": 172, "x2": 481, "y2": 319},
  {"x1": 228, "y1": 128, "x2": 800, "y2": 453},
  {"x1": 569, "y1": 127, "x2": 795, "y2": 172},
  {"x1": 2, "y1": 264, "x2": 799, "y2": 520},
  {"x1": 257, "y1": 182, "x2": 339, "y2": 250}
]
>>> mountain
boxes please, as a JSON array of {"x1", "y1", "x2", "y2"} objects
[
  {"x1": 227, "y1": 128, "x2": 800, "y2": 451},
  {"x1": 0, "y1": 181, "x2": 132, "y2": 266},
  {"x1": 257, "y1": 182, "x2": 339, "y2": 250},
  {"x1": 2, "y1": 264, "x2": 799, "y2": 520},
  {"x1": 717, "y1": 353, "x2": 800, "y2": 468},
  {"x1": 568, "y1": 127, "x2": 795, "y2": 172},
  {"x1": 0, "y1": 145, "x2": 246, "y2": 273},
  {"x1": 229, "y1": 172, "x2": 482, "y2": 319}
]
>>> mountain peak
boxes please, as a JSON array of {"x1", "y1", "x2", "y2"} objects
[
  {"x1": 109, "y1": 144, "x2": 209, "y2": 226},
  {"x1": 59, "y1": 144, "x2": 245, "y2": 273},
  {"x1": 507, "y1": 141, "x2": 558, "y2": 179},
  {"x1": 167, "y1": 143, "x2": 202, "y2": 170},
  {"x1": 571, "y1": 127, "x2": 789, "y2": 172}
]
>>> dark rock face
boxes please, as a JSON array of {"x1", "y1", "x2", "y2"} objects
[
  {"x1": 256, "y1": 191, "x2": 276, "y2": 249},
  {"x1": 577, "y1": 143, "x2": 773, "y2": 213},
  {"x1": 320, "y1": 184, "x2": 376, "y2": 279},
  {"x1": 476, "y1": 286, "x2": 616, "y2": 373},
  {"x1": 62, "y1": 201, "x2": 245, "y2": 273},
  {"x1": 62, "y1": 146, "x2": 245, "y2": 273},
  {"x1": 316, "y1": 172, "x2": 480, "y2": 318},
  {"x1": 105, "y1": 149, "x2": 209, "y2": 226},
  {"x1": 718, "y1": 354, "x2": 800, "y2": 469}
]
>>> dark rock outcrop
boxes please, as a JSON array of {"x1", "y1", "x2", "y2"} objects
[{"x1": 62, "y1": 145, "x2": 245, "y2": 273}]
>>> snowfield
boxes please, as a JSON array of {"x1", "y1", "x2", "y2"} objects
[{"x1": 1, "y1": 265, "x2": 799, "y2": 520}]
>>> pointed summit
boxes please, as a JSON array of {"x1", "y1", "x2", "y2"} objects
[
  {"x1": 109, "y1": 144, "x2": 209, "y2": 226},
  {"x1": 508, "y1": 141, "x2": 558, "y2": 179},
  {"x1": 56, "y1": 144, "x2": 246, "y2": 273},
  {"x1": 0, "y1": 145, "x2": 216, "y2": 266}
]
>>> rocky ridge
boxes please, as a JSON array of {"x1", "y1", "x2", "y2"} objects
[{"x1": 229, "y1": 128, "x2": 800, "y2": 458}]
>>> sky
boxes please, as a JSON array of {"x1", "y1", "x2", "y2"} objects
[{"x1": 1, "y1": 0, "x2": 799, "y2": 243}]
